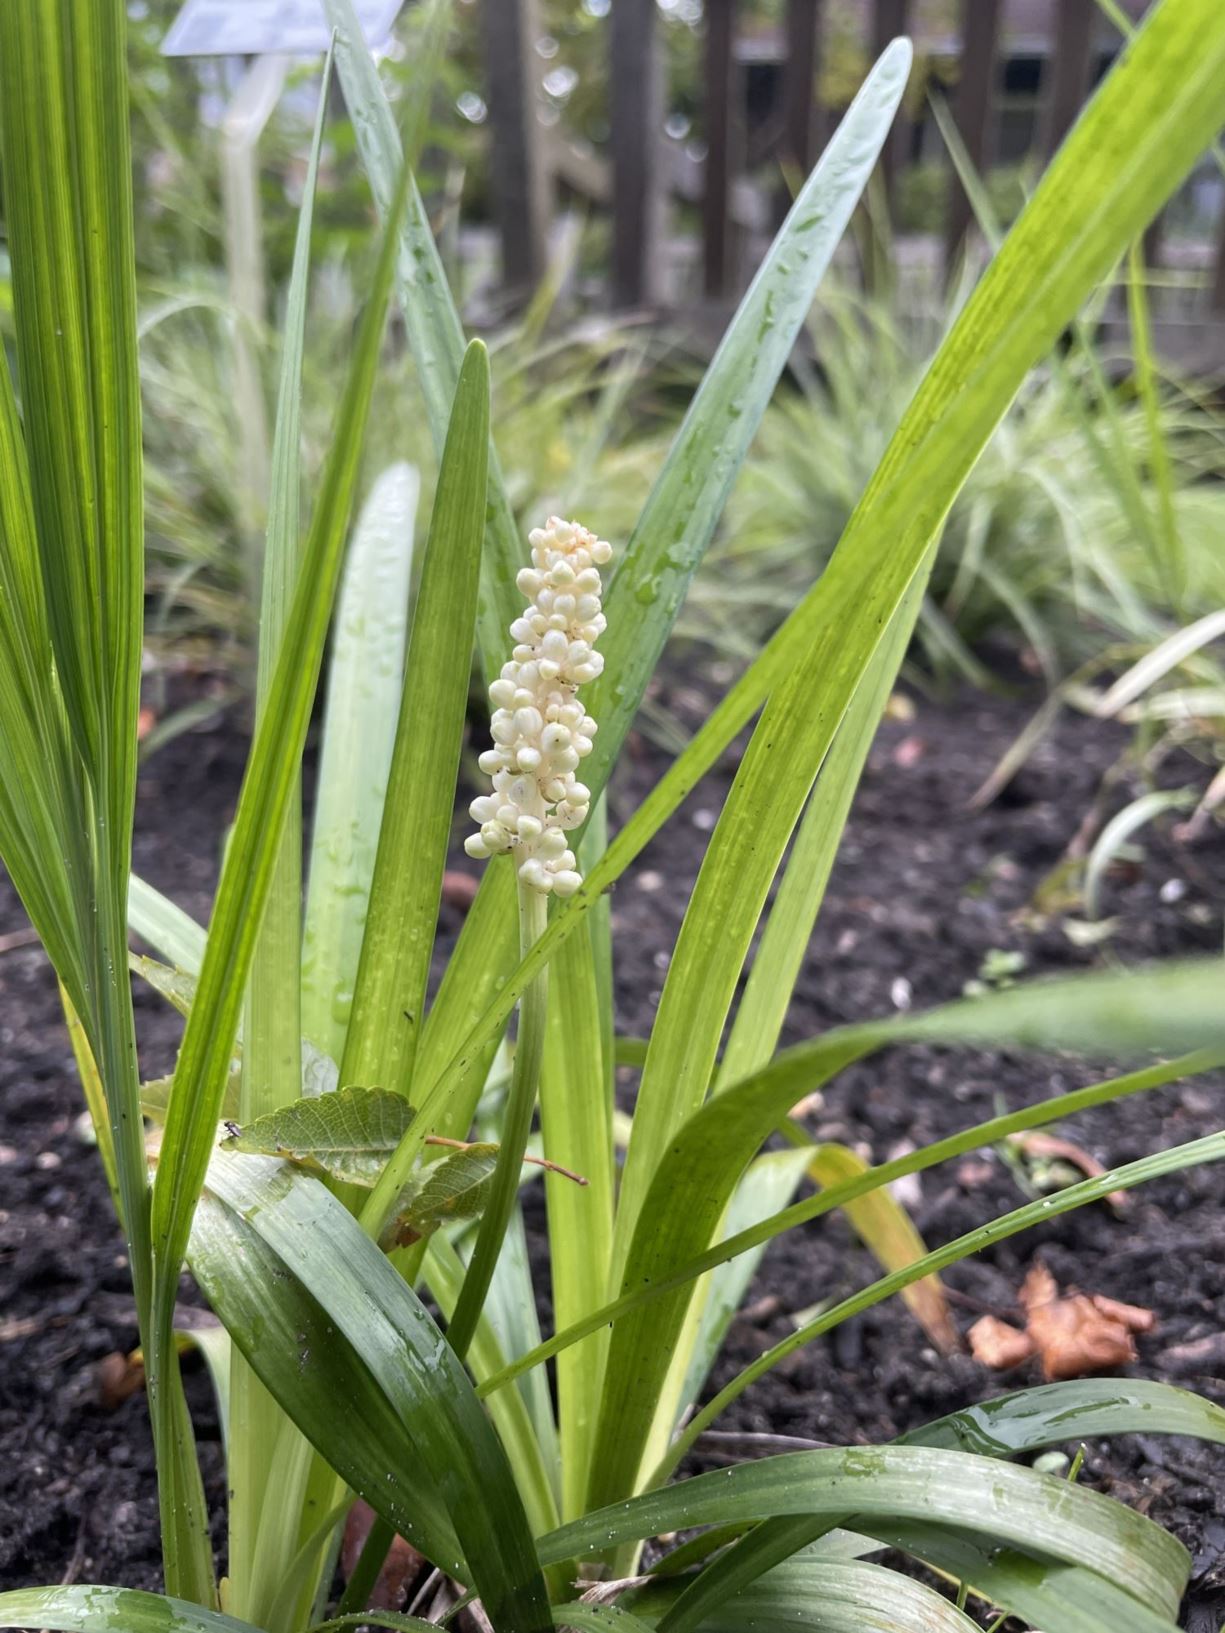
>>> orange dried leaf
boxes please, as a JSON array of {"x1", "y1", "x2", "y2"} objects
[
  {"x1": 971, "y1": 1267, "x2": 1157, "y2": 1381},
  {"x1": 968, "y1": 1315, "x2": 1035, "y2": 1370},
  {"x1": 1089, "y1": 1293, "x2": 1156, "y2": 1334},
  {"x1": 1021, "y1": 1265, "x2": 1152, "y2": 1382}
]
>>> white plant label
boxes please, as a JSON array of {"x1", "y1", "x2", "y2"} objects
[{"x1": 162, "y1": 0, "x2": 402, "y2": 57}]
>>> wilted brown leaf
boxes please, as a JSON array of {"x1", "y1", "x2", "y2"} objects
[
  {"x1": 1021, "y1": 1265, "x2": 1154, "y2": 1381},
  {"x1": 967, "y1": 1314, "x2": 1035, "y2": 1370},
  {"x1": 969, "y1": 1266, "x2": 1155, "y2": 1382}
]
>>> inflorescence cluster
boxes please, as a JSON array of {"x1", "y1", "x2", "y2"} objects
[{"x1": 464, "y1": 517, "x2": 612, "y2": 896}]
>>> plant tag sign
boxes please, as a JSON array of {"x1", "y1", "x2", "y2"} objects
[{"x1": 161, "y1": 0, "x2": 403, "y2": 57}]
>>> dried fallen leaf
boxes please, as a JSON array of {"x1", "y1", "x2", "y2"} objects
[
  {"x1": 1021, "y1": 1265, "x2": 1154, "y2": 1382},
  {"x1": 968, "y1": 1314, "x2": 1035, "y2": 1370},
  {"x1": 1089, "y1": 1293, "x2": 1156, "y2": 1334},
  {"x1": 969, "y1": 1266, "x2": 1156, "y2": 1382}
]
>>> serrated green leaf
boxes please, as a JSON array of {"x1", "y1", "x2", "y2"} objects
[
  {"x1": 397, "y1": 1144, "x2": 499, "y2": 1242},
  {"x1": 221, "y1": 1085, "x2": 416, "y2": 1187}
]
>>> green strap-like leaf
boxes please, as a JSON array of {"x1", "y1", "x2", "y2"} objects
[
  {"x1": 587, "y1": 39, "x2": 913, "y2": 797},
  {"x1": 129, "y1": 875, "x2": 208, "y2": 974},
  {"x1": 539, "y1": 913, "x2": 616, "y2": 1520},
  {"x1": 201, "y1": 1152, "x2": 553, "y2": 1631},
  {"x1": 0, "y1": 1588, "x2": 259, "y2": 1633},
  {"x1": 190, "y1": 1187, "x2": 463, "y2": 1576},
  {"x1": 642, "y1": 1558, "x2": 981, "y2": 1633},
  {"x1": 322, "y1": 0, "x2": 522, "y2": 676},
  {"x1": 875, "y1": 1525, "x2": 1179, "y2": 1633},
  {"x1": 540, "y1": 1446, "x2": 1186, "y2": 1620},
  {"x1": 657, "y1": 1375, "x2": 1225, "y2": 1633},
  {"x1": 665, "y1": 1129, "x2": 1225, "y2": 1485},
  {"x1": 337, "y1": 341, "x2": 489, "y2": 1110},
  {"x1": 904, "y1": 1377, "x2": 1225, "y2": 1456},
  {"x1": 302, "y1": 463, "x2": 419, "y2": 1063},
  {"x1": 715, "y1": 579, "x2": 923, "y2": 1090},
  {"x1": 422, "y1": 1232, "x2": 562, "y2": 1542}
]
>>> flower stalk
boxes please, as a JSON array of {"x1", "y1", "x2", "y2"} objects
[{"x1": 449, "y1": 518, "x2": 610, "y2": 1359}]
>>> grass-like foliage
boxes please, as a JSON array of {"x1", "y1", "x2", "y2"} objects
[{"x1": 1, "y1": 3, "x2": 1224, "y2": 1631}]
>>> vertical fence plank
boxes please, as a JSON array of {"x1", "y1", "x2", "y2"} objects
[
  {"x1": 481, "y1": 0, "x2": 549, "y2": 298},
  {"x1": 944, "y1": 0, "x2": 1002, "y2": 270},
  {"x1": 704, "y1": 0, "x2": 739, "y2": 298},
  {"x1": 781, "y1": 0, "x2": 821, "y2": 179},
  {"x1": 1042, "y1": 0, "x2": 1095, "y2": 156},
  {"x1": 611, "y1": 0, "x2": 666, "y2": 308},
  {"x1": 872, "y1": 0, "x2": 909, "y2": 199}
]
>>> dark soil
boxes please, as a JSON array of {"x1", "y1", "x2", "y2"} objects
[{"x1": 1, "y1": 678, "x2": 1223, "y2": 1623}]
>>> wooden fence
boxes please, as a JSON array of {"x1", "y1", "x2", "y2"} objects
[{"x1": 477, "y1": 0, "x2": 1225, "y2": 335}]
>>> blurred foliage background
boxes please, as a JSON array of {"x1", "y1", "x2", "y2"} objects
[{"x1": 2, "y1": 0, "x2": 1221, "y2": 830}]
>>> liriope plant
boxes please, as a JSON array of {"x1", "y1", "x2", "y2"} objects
[{"x1": 1, "y1": 3, "x2": 1225, "y2": 1633}]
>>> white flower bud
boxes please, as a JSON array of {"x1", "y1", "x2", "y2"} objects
[{"x1": 468, "y1": 517, "x2": 611, "y2": 893}]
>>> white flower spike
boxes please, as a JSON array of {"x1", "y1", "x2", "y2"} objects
[{"x1": 465, "y1": 517, "x2": 612, "y2": 896}]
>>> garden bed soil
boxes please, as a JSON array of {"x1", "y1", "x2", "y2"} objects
[{"x1": 1, "y1": 676, "x2": 1223, "y2": 1625}]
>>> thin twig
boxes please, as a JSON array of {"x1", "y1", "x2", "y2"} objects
[{"x1": 422, "y1": 1134, "x2": 588, "y2": 1186}]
